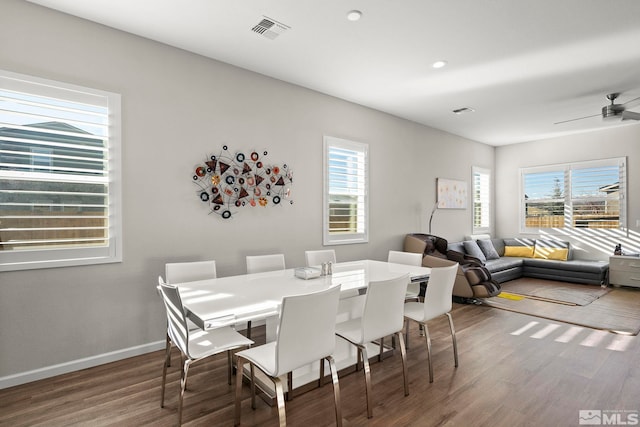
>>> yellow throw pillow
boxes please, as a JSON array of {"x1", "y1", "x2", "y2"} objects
[
  {"x1": 504, "y1": 245, "x2": 534, "y2": 258},
  {"x1": 534, "y1": 247, "x2": 568, "y2": 261}
]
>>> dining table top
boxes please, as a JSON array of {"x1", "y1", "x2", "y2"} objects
[{"x1": 178, "y1": 259, "x2": 430, "y2": 330}]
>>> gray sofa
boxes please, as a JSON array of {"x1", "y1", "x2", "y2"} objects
[{"x1": 448, "y1": 237, "x2": 609, "y2": 286}]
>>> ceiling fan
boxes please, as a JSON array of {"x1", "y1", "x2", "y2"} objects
[{"x1": 555, "y1": 93, "x2": 640, "y2": 125}]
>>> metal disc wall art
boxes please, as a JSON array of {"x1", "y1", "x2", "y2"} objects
[{"x1": 192, "y1": 145, "x2": 293, "y2": 219}]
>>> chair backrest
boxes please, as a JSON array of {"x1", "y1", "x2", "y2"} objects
[
  {"x1": 246, "y1": 254, "x2": 286, "y2": 274},
  {"x1": 158, "y1": 282, "x2": 190, "y2": 356},
  {"x1": 388, "y1": 250, "x2": 422, "y2": 266},
  {"x1": 361, "y1": 274, "x2": 410, "y2": 342},
  {"x1": 423, "y1": 263, "x2": 459, "y2": 318},
  {"x1": 165, "y1": 260, "x2": 217, "y2": 284},
  {"x1": 274, "y1": 285, "x2": 342, "y2": 377},
  {"x1": 305, "y1": 249, "x2": 336, "y2": 267}
]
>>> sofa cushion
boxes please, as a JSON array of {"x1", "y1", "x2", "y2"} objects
[
  {"x1": 477, "y1": 239, "x2": 500, "y2": 260},
  {"x1": 533, "y1": 239, "x2": 571, "y2": 261},
  {"x1": 504, "y1": 245, "x2": 535, "y2": 257},
  {"x1": 503, "y1": 238, "x2": 535, "y2": 258},
  {"x1": 463, "y1": 240, "x2": 486, "y2": 262}
]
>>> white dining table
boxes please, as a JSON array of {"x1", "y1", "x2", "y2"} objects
[
  {"x1": 179, "y1": 259, "x2": 430, "y2": 331},
  {"x1": 177, "y1": 259, "x2": 431, "y2": 399}
]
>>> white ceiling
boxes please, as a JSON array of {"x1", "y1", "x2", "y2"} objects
[{"x1": 26, "y1": 0, "x2": 640, "y2": 146}]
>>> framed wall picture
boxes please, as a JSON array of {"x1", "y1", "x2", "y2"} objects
[{"x1": 437, "y1": 178, "x2": 467, "y2": 209}]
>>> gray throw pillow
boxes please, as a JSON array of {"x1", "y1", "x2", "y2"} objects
[
  {"x1": 477, "y1": 239, "x2": 500, "y2": 260},
  {"x1": 463, "y1": 240, "x2": 486, "y2": 262}
]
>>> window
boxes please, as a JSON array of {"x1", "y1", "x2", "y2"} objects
[
  {"x1": 472, "y1": 167, "x2": 491, "y2": 232},
  {"x1": 521, "y1": 158, "x2": 626, "y2": 231},
  {"x1": 0, "y1": 70, "x2": 121, "y2": 271},
  {"x1": 323, "y1": 136, "x2": 368, "y2": 245}
]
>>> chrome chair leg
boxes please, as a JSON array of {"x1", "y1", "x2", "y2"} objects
[
  {"x1": 246, "y1": 320, "x2": 252, "y2": 340},
  {"x1": 319, "y1": 359, "x2": 325, "y2": 387},
  {"x1": 160, "y1": 335, "x2": 171, "y2": 407},
  {"x1": 286, "y1": 372, "x2": 293, "y2": 401},
  {"x1": 405, "y1": 319, "x2": 410, "y2": 349},
  {"x1": 227, "y1": 350, "x2": 232, "y2": 385},
  {"x1": 446, "y1": 312, "x2": 459, "y2": 367},
  {"x1": 250, "y1": 364, "x2": 256, "y2": 410},
  {"x1": 273, "y1": 376, "x2": 287, "y2": 427},
  {"x1": 423, "y1": 323, "x2": 433, "y2": 383},
  {"x1": 234, "y1": 357, "x2": 245, "y2": 426},
  {"x1": 359, "y1": 344, "x2": 373, "y2": 418},
  {"x1": 327, "y1": 355, "x2": 343, "y2": 427},
  {"x1": 397, "y1": 331, "x2": 409, "y2": 396},
  {"x1": 165, "y1": 332, "x2": 172, "y2": 367},
  {"x1": 178, "y1": 357, "x2": 192, "y2": 426}
]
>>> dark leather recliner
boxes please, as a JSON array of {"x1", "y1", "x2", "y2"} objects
[{"x1": 403, "y1": 233, "x2": 501, "y2": 301}]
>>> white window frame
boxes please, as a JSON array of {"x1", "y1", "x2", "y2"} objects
[
  {"x1": 323, "y1": 136, "x2": 369, "y2": 245},
  {"x1": 472, "y1": 166, "x2": 491, "y2": 233},
  {"x1": 520, "y1": 157, "x2": 626, "y2": 233},
  {"x1": 0, "y1": 70, "x2": 122, "y2": 271}
]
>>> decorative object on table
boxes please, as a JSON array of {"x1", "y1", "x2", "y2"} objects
[
  {"x1": 614, "y1": 243, "x2": 622, "y2": 255},
  {"x1": 294, "y1": 266, "x2": 322, "y2": 280},
  {"x1": 436, "y1": 177, "x2": 467, "y2": 209},
  {"x1": 192, "y1": 145, "x2": 293, "y2": 219}
]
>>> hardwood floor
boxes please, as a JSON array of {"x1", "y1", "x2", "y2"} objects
[{"x1": 1, "y1": 302, "x2": 639, "y2": 426}]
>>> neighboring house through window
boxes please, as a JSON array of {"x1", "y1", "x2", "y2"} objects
[
  {"x1": 323, "y1": 136, "x2": 368, "y2": 245},
  {"x1": 520, "y1": 157, "x2": 626, "y2": 231},
  {"x1": 0, "y1": 70, "x2": 121, "y2": 271}
]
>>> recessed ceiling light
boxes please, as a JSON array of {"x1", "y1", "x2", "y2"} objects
[
  {"x1": 453, "y1": 107, "x2": 475, "y2": 114},
  {"x1": 347, "y1": 10, "x2": 362, "y2": 21},
  {"x1": 432, "y1": 60, "x2": 448, "y2": 69}
]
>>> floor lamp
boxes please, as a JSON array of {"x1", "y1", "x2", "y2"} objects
[{"x1": 428, "y1": 204, "x2": 438, "y2": 234}]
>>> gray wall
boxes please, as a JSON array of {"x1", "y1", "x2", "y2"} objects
[
  {"x1": 495, "y1": 124, "x2": 640, "y2": 260},
  {"x1": 0, "y1": 0, "x2": 493, "y2": 384}
]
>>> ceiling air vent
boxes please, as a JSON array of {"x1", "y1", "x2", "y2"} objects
[{"x1": 251, "y1": 16, "x2": 291, "y2": 40}]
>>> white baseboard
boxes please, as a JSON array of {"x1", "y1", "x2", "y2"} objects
[
  {"x1": 0, "y1": 321, "x2": 264, "y2": 390},
  {"x1": 0, "y1": 340, "x2": 165, "y2": 390}
]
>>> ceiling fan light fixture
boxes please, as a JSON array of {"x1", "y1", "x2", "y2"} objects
[
  {"x1": 347, "y1": 10, "x2": 362, "y2": 21},
  {"x1": 602, "y1": 104, "x2": 624, "y2": 120}
]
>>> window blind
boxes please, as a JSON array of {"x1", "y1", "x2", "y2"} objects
[
  {"x1": 472, "y1": 167, "x2": 490, "y2": 230},
  {"x1": 0, "y1": 70, "x2": 121, "y2": 270},
  {"x1": 323, "y1": 136, "x2": 368, "y2": 245}
]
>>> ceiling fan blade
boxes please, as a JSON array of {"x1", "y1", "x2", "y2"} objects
[
  {"x1": 622, "y1": 96, "x2": 640, "y2": 109},
  {"x1": 621, "y1": 110, "x2": 640, "y2": 121},
  {"x1": 554, "y1": 113, "x2": 601, "y2": 125}
]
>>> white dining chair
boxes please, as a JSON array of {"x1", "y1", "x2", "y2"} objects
[
  {"x1": 166, "y1": 260, "x2": 217, "y2": 284},
  {"x1": 163, "y1": 260, "x2": 218, "y2": 367},
  {"x1": 245, "y1": 254, "x2": 286, "y2": 339},
  {"x1": 388, "y1": 250, "x2": 423, "y2": 301},
  {"x1": 158, "y1": 282, "x2": 253, "y2": 426},
  {"x1": 246, "y1": 253, "x2": 286, "y2": 274},
  {"x1": 305, "y1": 249, "x2": 336, "y2": 267},
  {"x1": 335, "y1": 274, "x2": 410, "y2": 418},
  {"x1": 234, "y1": 285, "x2": 343, "y2": 427},
  {"x1": 404, "y1": 262, "x2": 459, "y2": 383}
]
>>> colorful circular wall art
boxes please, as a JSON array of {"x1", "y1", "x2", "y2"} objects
[{"x1": 192, "y1": 145, "x2": 293, "y2": 219}]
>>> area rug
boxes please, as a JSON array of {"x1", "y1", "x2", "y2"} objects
[
  {"x1": 498, "y1": 277, "x2": 611, "y2": 306},
  {"x1": 483, "y1": 279, "x2": 640, "y2": 335}
]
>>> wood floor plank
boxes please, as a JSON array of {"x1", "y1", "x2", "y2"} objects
[{"x1": 1, "y1": 301, "x2": 639, "y2": 426}]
